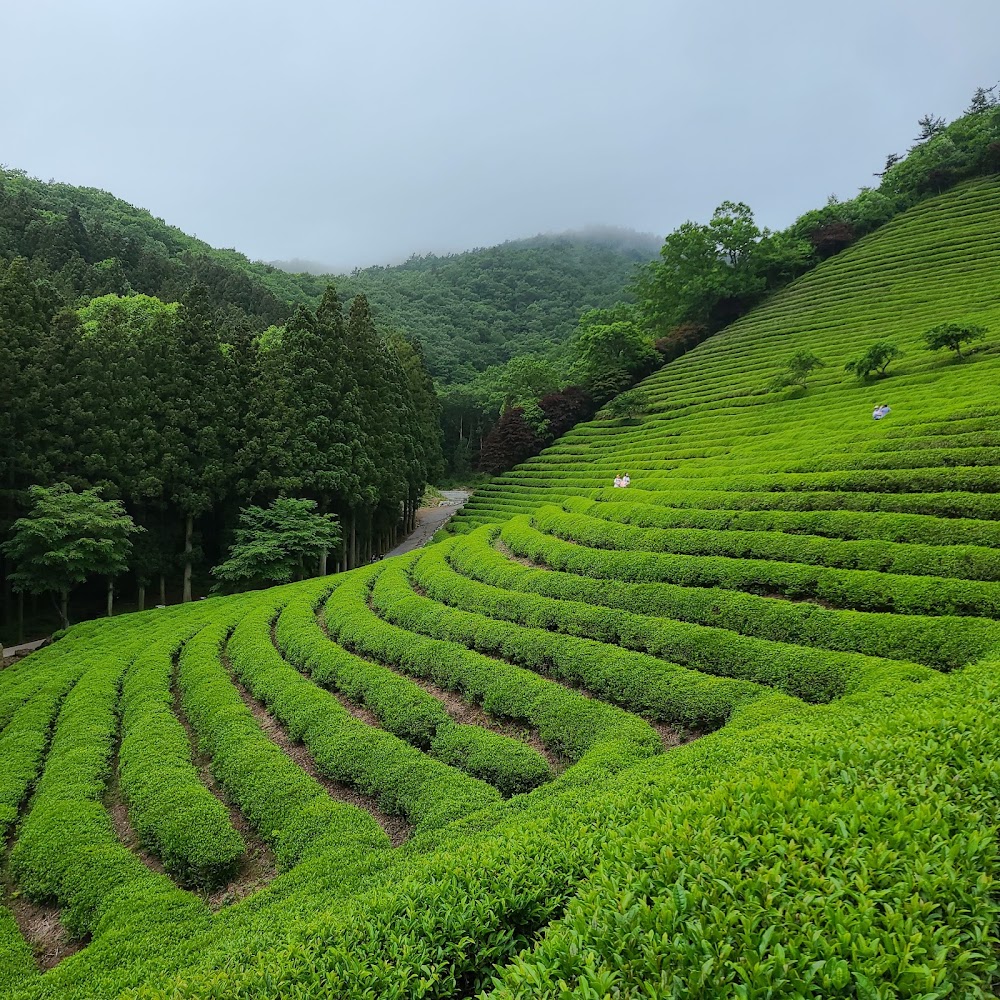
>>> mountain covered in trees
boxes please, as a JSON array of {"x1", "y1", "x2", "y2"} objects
[
  {"x1": 0, "y1": 167, "x2": 657, "y2": 385},
  {"x1": 274, "y1": 228, "x2": 660, "y2": 385}
]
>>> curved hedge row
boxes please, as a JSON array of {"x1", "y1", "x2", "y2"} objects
[
  {"x1": 369, "y1": 556, "x2": 769, "y2": 724},
  {"x1": 452, "y1": 525, "x2": 1000, "y2": 669},
  {"x1": 9, "y1": 650, "x2": 208, "y2": 941},
  {"x1": 178, "y1": 621, "x2": 388, "y2": 869},
  {"x1": 118, "y1": 639, "x2": 246, "y2": 888},
  {"x1": 584, "y1": 497, "x2": 1000, "y2": 548},
  {"x1": 325, "y1": 567, "x2": 664, "y2": 759},
  {"x1": 501, "y1": 517, "x2": 1000, "y2": 617},
  {"x1": 275, "y1": 593, "x2": 551, "y2": 795},
  {"x1": 414, "y1": 541, "x2": 933, "y2": 703},
  {"x1": 0, "y1": 656, "x2": 83, "y2": 839},
  {"x1": 534, "y1": 504, "x2": 1000, "y2": 581},
  {"x1": 228, "y1": 604, "x2": 502, "y2": 827}
]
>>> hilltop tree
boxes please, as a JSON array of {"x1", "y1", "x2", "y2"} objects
[
  {"x1": 844, "y1": 341, "x2": 903, "y2": 379},
  {"x1": 212, "y1": 497, "x2": 340, "y2": 590},
  {"x1": 914, "y1": 114, "x2": 947, "y2": 144},
  {"x1": 923, "y1": 322, "x2": 988, "y2": 359},
  {"x1": 3, "y1": 483, "x2": 139, "y2": 627},
  {"x1": 602, "y1": 387, "x2": 650, "y2": 420},
  {"x1": 966, "y1": 85, "x2": 998, "y2": 115}
]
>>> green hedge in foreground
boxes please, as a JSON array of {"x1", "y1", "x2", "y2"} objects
[
  {"x1": 326, "y1": 566, "x2": 664, "y2": 757},
  {"x1": 230, "y1": 603, "x2": 502, "y2": 829},
  {"x1": 179, "y1": 620, "x2": 388, "y2": 869},
  {"x1": 413, "y1": 541, "x2": 932, "y2": 703},
  {"x1": 119, "y1": 638, "x2": 245, "y2": 888},
  {"x1": 536, "y1": 503, "x2": 1000, "y2": 582}
]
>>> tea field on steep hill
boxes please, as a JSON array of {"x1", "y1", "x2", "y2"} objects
[{"x1": 1, "y1": 177, "x2": 999, "y2": 998}]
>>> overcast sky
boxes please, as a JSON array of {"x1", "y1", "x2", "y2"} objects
[{"x1": 3, "y1": 0, "x2": 998, "y2": 271}]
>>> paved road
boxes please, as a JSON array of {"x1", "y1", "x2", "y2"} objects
[
  {"x1": 2, "y1": 637, "x2": 48, "y2": 660},
  {"x1": 384, "y1": 490, "x2": 470, "y2": 558}
]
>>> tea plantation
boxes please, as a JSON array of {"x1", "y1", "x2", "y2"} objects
[{"x1": 2, "y1": 177, "x2": 999, "y2": 998}]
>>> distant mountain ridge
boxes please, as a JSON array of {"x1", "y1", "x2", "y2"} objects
[{"x1": 0, "y1": 166, "x2": 656, "y2": 384}]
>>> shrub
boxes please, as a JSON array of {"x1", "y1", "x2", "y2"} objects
[
  {"x1": 923, "y1": 321, "x2": 988, "y2": 358},
  {"x1": 843, "y1": 340, "x2": 903, "y2": 378},
  {"x1": 770, "y1": 349, "x2": 825, "y2": 390}
]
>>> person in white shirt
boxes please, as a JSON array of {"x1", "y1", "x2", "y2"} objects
[
  {"x1": 873, "y1": 404, "x2": 890, "y2": 420},
  {"x1": 621, "y1": 473, "x2": 631, "y2": 487},
  {"x1": 613, "y1": 475, "x2": 623, "y2": 488}
]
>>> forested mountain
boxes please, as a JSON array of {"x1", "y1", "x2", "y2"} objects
[
  {"x1": 0, "y1": 168, "x2": 657, "y2": 384},
  {"x1": 299, "y1": 229, "x2": 660, "y2": 385}
]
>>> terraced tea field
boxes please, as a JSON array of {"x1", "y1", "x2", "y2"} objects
[{"x1": 2, "y1": 177, "x2": 1000, "y2": 998}]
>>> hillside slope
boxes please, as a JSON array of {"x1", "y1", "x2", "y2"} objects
[{"x1": 1, "y1": 179, "x2": 999, "y2": 999}]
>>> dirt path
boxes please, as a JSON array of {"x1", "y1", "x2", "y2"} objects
[{"x1": 384, "y1": 490, "x2": 470, "y2": 558}]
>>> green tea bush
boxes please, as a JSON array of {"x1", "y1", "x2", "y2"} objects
[
  {"x1": 118, "y1": 639, "x2": 245, "y2": 888},
  {"x1": 229, "y1": 604, "x2": 502, "y2": 827},
  {"x1": 326, "y1": 568, "x2": 665, "y2": 755},
  {"x1": 414, "y1": 541, "x2": 933, "y2": 703},
  {"x1": 451, "y1": 525, "x2": 1000, "y2": 669},
  {"x1": 177, "y1": 619, "x2": 388, "y2": 867},
  {"x1": 276, "y1": 593, "x2": 551, "y2": 792},
  {"x1": 502, "y1": 517, "x2": 1000, "y2": 616},
  {"x1": 534, "y1": 504, "x2": 1000, "y2": 581}
]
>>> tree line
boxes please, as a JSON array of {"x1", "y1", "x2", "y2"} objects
[{"x1": 0, "y1": 264, "x2": 442, "y2": 636}]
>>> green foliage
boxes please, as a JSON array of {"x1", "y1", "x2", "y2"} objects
[
  {"x1": 601, "y1": 387, "x2": 650, "y2": 420},
  {"x1": 212, "y1": 498, "x2": 341, "y2": 589},
  {"x1": 843, "y1": 340, "x2": 903, "y2": 378},
  {"x1": 922, "y1": 321, "x2": 988, "y2": 358},
  {"x1": 2, "y1": 483, "x2": 139, "y2": 625},
  {"x1": 771, "y1": 348, "x2": 825, "y2": 390},
  {"x1": 118, "y1": 640, "x2": 245, "y2": 887}
]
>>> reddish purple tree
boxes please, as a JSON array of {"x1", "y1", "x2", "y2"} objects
[
  {"x1": 538, "y1": 386, "x2": 593, "y2": 440},
  {"x1": 478, "y1": 407, "x2": 542, "y2": 475}
]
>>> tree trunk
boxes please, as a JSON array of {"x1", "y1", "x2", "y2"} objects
[
  {"x1": 59, "y1": 589, "x2": 69, "y2": 630},
  {"x1": 159, "y1": 574, "x2": 166, "y2": 606},
  {"x1": 182, "y1": 513, "x2": 194, "y2": 602},
  {"x1": 318, "y1": 549, "x2": 328, "y2": 577},
  {"x1": 138, "y1": 584, "x2": 146, "y2": 613},
  {"x1": 106, "y1": 578, "x2": 114, "y2": 617},
  {"x1": 16, "y1": 591, "x2": 24, "y2": 645},
  {"x1": 349, "y1": 513, "x2": 357, "y2": 570}
]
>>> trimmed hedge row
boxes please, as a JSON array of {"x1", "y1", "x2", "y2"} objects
[
  {"x1": 501, "y1": 517, "x2": 1000, "y2": 617},
  {"x1": 454, "y1": 525, "x2": 1000, "y2": 669},
  {"x1": 0, "y1": 654, "x2": 83, "y2": 839},
  {"x1": 9, "y1": 653, "x2": 208, "y2": 941},
  {"x1": 228, "y1": 604, "x2": 502, "y2": 827},
  {"x1": 585, "y1": 497, "x2": 1000, "y2": 548},
  {"x1": 118, "y1": 639, "x2": 246, "y2": 889},
  {"x1": 277, "y1": 592, "x2": 448, "y2": 747},
  {"x1": 536, "y1": 503, "x2": 1000, "y2": 582},
  {"x1": 368, "y1": 556, "x2": 768, "y2": 727},
  {"x1": 275, "y1": 593, "x2": 551, "y2": 795},
  {"x1": 591, "y1": 485, "x2": 1000, "y2": 521},
  {"x1": 178, "y1": 620, "x2": 388, "y2": 869},
  {"x1": 0, "y1": 906, "x2": 37, "y2": 994},
  {"x1": 325, "y1": 566, "x2": 664, "y2": 758},
  {"x1": 414, "y1": 541, "x2": 934, "y2": 703}
]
